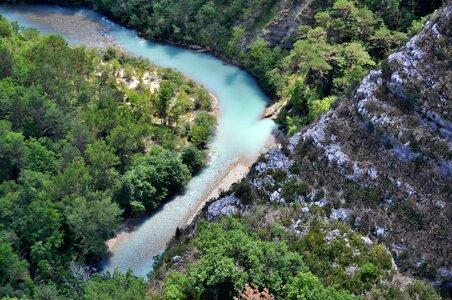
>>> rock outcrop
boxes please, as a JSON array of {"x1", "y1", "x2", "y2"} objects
[
  {"x1": 206, "y1": 194, "x2": 244, "y2": 221},
  {"x1": 240, "y1": 0, "x2": 316, "y2": 48},
  {"x1": 244, "y1": 4, "x2": 452, "y2": 283}
]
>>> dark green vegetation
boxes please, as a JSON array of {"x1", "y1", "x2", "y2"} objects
[
  {"x1": 161, "y1": 218, "x2": 360, "y2": 299},
  {"x1": 0, "y1": 0, "x2": 447, "y2": 299},
  {"x1": 19, "y1": 0, "x2": 441, "y2": 134},
  {"x1": 0, "y1": 16, "x2": 215, "y2": 298},
  {"x1": 151, "y1": 215, "x2": 440, "y2": 299}
]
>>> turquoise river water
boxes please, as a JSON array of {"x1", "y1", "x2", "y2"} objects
[{"x1": 0, "y1": 4, "x2": 274, "y2": 277}]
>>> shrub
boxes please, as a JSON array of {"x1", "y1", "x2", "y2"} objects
[
  {"x1": 189, "y1": 112, "x2": 216, "y2": 148},
  {"x1": 181, "y1": 143, "x2": 207, "y2": 174}
]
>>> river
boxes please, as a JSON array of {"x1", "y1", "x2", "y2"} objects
[{"x1": 0, "y1": 4, "x2": 275, "y2": 277}]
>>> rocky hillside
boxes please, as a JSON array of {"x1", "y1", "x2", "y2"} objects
[
  {"x1": 240, "y1": 0, "x2": 316, "y2": 48},
  {"x1": 149, "y1": 4, "x2": 450, "y2": 299},
  {"x1": 247, "y1": 2, "x2": 451, "y2": 285}
]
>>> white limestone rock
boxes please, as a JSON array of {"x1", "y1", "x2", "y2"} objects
[
  {"x1": 206, "y1": 195, "x2": 243, "y2": 221},
  {"x1": 361, "y1": 236, "x2": 373, "y2": 247},
  {"x1": 171, "y1": 256, "x2": 182, "y2": 263},
  {"x1": 325, "y1": 229, "x2": 341, "y2": 243},
  {"x1": 330, "y1": 208, "x2": 352, "y2": 222}
]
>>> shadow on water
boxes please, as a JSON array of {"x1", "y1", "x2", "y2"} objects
[
  {"x1": 224, "y1": 69, "x2": 241, "y2": 86},
  {"x1": 156, "y1": 41, "x2": 185, "y2": 58},
  {"x1": 98, "y1": 183, "x2": 191, "y2": 264}
]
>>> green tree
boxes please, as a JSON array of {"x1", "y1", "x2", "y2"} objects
[
  {"x1": 165, "y1": 217, "x2": 306, "y2": 298},
  {"x1": 49, "y1": 157, "x2": 91, "y2": 200},
  {"x1": 0, "y1": 78, "x2": 16, "y2": 118},
  {"x1": 65, "y1": 193, "x2": 122, "y2": 258},
  {"x1": 333, "y1": 42, "x2": 375, "y2": 93},
  {"x1": 0, "y1": 17, "x2": 13, "y2": 37},
  {"x1": 369, "y1": 26, "x2": 407, "y2": 58},
  {"x1": 165, "y1": 271, "x2": 189, "y2": 300},
  {"x1": 315, "y1": 0, "x2": 377, "y2": 43},
  {"x1": 286, "y1": 27, "x2": 338, "y2": 87},
  {"x1": 284, "y1": 272, "x2": 355, "y2": 300},
  {"x1": 226, "y1": 26, "x2": 245, "y2": 57},
  {"x1": 107, "y1": 124, "x2": 147, "y2": 167},
  {"x1": 0, "y1": 120, "x2": 25, "y2": 181},
  {"x1": 290, "y1": 79, "x2": 312, "y2": 116},
  {"x1": 24, "y1": 138, "x2": 58, "y2": 174},
  {"x1": 10, "y1": 87, "x2": 65, "y2": 139},
  {"x1": 154, "y1": 80, "x2": 176, "y2": 125},
  {"x1": 113, "y1": 146, "x2": 190, "y2": 212},
  {"x1": 85, "y1": 140, "x2": 120, "y2": 190},
  {"x1": 0, "y1": 241, "x2": 30, "y2": 298},
  {"x1": 22, "y1": 199, "x2": 64, "y2": 270},
  {"x1": 189, "y1": 112, "x2": 216, "y2": 148},
  {"x1": 181, "y1": 143, "x2": 206, "y2": 174},
  {"x1": 405, "y1": 280, "x2": 441, "y2": 300},
  {"x1": 0, "y1": 44, "x2": 15, "y2": 79},
  {"x1": 168, "y1": 90, "x2": 191, "y2": 128},
  {"x1": 194, "y1": 87, "x2": 212, "y2": 111},
  {"x1": 82, "y1": 269, "x2": 148, "y2": 300}
]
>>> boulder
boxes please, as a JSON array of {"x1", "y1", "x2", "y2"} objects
[
  {"x1": 330, "y1": 208, "x2": 352, "y2": 222},
  {"x1": 206, "y1": 195, "x2": 243, "y2": 221},
  {"x1": 171, "y1": 256, "x2": 182, "y2": 263},
  {"x1": 361, "y1": 236, "x2": 373, "y2": 246}
]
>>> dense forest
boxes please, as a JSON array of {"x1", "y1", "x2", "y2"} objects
[
  {"x1": 0, "y1": 15, "x2": 216, "y2": 298},
  {"x1": 0, "y1": 0, "x2": 448, "y2": 299},
  {"x1": 14, "y1": 0, "x2": 442, "y2": 134}
]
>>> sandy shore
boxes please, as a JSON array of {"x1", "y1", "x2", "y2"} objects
[
  {"x1": 107, "y1": 131, "x2": 276, "y2": 251},
  {"x1": 185, "y1": 133, "x2": 276, "y2": 226}
]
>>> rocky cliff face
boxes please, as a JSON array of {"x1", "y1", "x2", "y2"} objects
[
  {"x1": 150, "y1": 4, "x2": 450, "y2": 297},
  {"x1": 234, "y1": 3, "x2": 451, "y2": 285},
  {"x1": 240, "y1": 0, "x2": 316, "y2": 48}
]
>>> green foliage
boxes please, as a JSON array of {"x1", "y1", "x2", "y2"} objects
[
  {"x1": 181, "y1": 143, "x2": 207, "y2": 174},
  {"x1": 359, "y1": 262, "x2": 378, "y2": 282},
  {"x1": 0, "y1": 241, "x2": 30, "y2": 298},
  {"x1": 82, "y1": 269, "x2": 149, "y2": 300},
  {"x1": 49, "y1": 157, "x2": 91, "y2": 200},
  {"x1": 285, "y1": 272, "x2": 356, "y2": 300},
  {"x1": 85, "y1": 140, "x2": 120, "y2": 190},
  {"x1": 168, "y1": 90, "x2": 192, "y2": 128},
  {"x1": 369, "y1": 26, "x2": 407, "y2": 59},
  {"x1": 24, "y1": 138, "x2": 58, "y2": 174},
  {"x1": 24, "y1": 199, "x2": 64, "y2": 271},
  {"x1": 0, "y1": 120, "x2": 25, "y2": 181},
  {"x1": 154, "y1": 80, "x2": 175, "y2": 125},
  {"x1": 165, "y1": 271, "x2": 188, "y2": 300},
  {"x1": 289, "y1": 220, "x2": 393, "y2": 294},
  {"x1": 114, "y1": 146, "x2": 190, "y2": 211},
  {"x1": 281, "y1": 179, "x2": 310, "y2": 202},
  {"x1": 189, "y1": 112, "x2": 216, "y2": 148},
  {"x1": 362, "y1": 0, "x2": 441, "y2": 31},
  {"x1": 0, "y1": 16, "x2": 13, "y2": 37},
  {"x1": 164, "y1": 217, "x2": 306, "y2": 298},
  {"x1": 405, "y1": 280, "x2": 441, "y2": 300},
  {"x1": 194, "y1": 87, "x2": 212, "y2": 111},
  {"x1": 0, "y1": 16, "x2": 216, "y2": 298},
  {"x1": 0, "y1": 44, "x2": 15, "y2": 79},
  {"x1": 65, "y1": 194, "x2": 122, "y2": 258},
  {"x1": 290, "y1": 79, "x2": 311, "y2": 116}
]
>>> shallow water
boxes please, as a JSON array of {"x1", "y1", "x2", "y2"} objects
[{"x1": 0, "y1": 4, "x2": 275, "y2": 277}]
